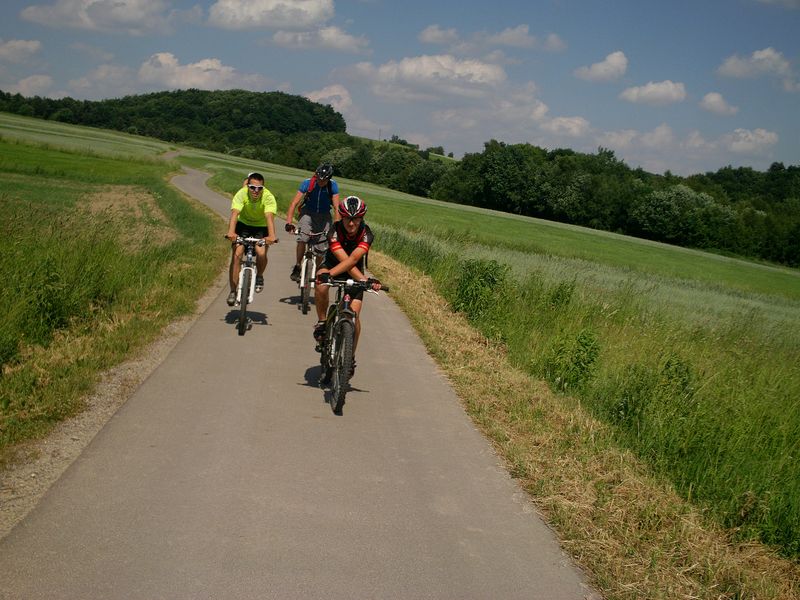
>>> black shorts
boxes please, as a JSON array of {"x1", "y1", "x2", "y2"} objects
[{"x1": 235, "y1": 221, "x2": 267, "y2": 238}]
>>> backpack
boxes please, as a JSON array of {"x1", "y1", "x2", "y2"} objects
[{"x1": 301, "y1": 175, "x2": 334, "y2": 210}]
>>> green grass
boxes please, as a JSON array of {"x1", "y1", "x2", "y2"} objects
[
  {"x1": 0, "y1": 112, "x2": 172, "y2": 157},
  {"x1": 0, "y1": 120, "x2": 227, "y2": 460}
]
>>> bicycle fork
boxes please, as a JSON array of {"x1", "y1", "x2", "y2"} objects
[{"x1": 237, "y1": 264, "x2": 256, "y2": 305}]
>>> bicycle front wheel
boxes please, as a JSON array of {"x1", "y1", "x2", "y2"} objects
[
  {"x1": 238, "y1": 269, "x2": 251, "y2": 336},
  {"x1": 301, "y1": 259, "x2": 313, "y2": 315},
  {"x1": 330, "y1": 319, "x2": 354, "y2": 414}
]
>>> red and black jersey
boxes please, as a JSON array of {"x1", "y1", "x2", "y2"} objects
[{"x1": 324, "y1": 221, "x2": 374, "y2": 272}]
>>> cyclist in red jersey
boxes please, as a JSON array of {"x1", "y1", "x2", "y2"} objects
[{"x1": 314, "y1": 196, "x2": 382, "y2": 378}]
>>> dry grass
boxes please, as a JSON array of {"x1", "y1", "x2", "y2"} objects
[
  {"x1": 371, "y1": 251, "x2": 800, "y2": 600},
  {"x1": 81, "y1": 185, "x2": 177, "y2": 250}
]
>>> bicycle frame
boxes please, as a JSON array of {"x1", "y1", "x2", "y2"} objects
[
  {"x1": 298, "y1": 231, "x2": 327, "y2": 288},
  {"x1": 236, "y1": 238, "x2": 261, "y2": 306},
  {"x1": 297, "y1": 230, "x2": 327, "y2": 315}
]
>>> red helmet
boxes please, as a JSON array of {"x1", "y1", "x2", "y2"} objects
[{"x1": 338, "y1": 195, "x2": 367, "y2": 218}]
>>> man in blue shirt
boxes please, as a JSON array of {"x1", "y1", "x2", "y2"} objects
[{"x1": 284, "y1": 163, "x2": 340, "y2": 281}]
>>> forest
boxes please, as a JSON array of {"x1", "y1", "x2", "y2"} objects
[{"x1": 1, "y1": 88, "x2": 798, "y2": 266}]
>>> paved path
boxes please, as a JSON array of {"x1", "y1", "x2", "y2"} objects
[{"x1": 0, "y1": 168, "x2": 597, "y2": 599}]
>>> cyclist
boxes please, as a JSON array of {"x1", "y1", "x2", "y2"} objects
[
  {"x1": 285, "y1": 163, "x2": 340, "y2": 281},
  {"x1": 314, "y1": 196, "x2": 382, "y2": 378},
  {"x1": 225, "y1": 172, "x2": 278, "y2": 306}
]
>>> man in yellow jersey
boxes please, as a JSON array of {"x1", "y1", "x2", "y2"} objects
[{"x1": 224, "y1": 172, "x2": 278, "y2": 306}]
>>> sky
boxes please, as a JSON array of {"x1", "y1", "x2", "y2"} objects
[{"x1": 0, "y1": 0, "x2": 798, "y2": 176}]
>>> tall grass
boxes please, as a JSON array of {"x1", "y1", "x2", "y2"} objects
[
  {"x1": 0, "y1": 137, "x2": 227, "y2": 457},
  {"x1": 375, "y1": 225, "x2": 800, "y2": 558}
]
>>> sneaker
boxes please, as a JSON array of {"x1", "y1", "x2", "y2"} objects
[
  {"x1": 255, "y1": 275, "x2": 264, "y2": 293},
  {"x1": 290, "y1": 264, "x2": 301, "y2": 282},
  {"x1": 226, "y1": 291, "x2": 236, "y2": 306},
  {"x1": 313, "y1": 321, "x2": 326, "y2": 342}
]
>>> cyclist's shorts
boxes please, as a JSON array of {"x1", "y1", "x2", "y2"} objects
[
  {"x1": 297, "y1": 212, "x2": 331, "y2": 254},
  {"x1": 319, "y1": 272, "x2": 366, "y2": 302},
  {"x1": 235, "y1": 221, "x2": 268, "y2": 238}
]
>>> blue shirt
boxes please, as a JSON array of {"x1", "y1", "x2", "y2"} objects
[{"x1": 299, "y1": 177, "x2": 339, "y2": 213}]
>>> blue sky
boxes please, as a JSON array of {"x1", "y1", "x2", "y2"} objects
[{"x1": 1, "y1": 0, "x2": 798, "y2": 175}]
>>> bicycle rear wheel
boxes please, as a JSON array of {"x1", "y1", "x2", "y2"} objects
[
  {"x1": 330, "y1": 319, "x2": 354, "y2": 414},
  {"x1": 238, "y1": 269, "x2": 251, "y2": 336}
]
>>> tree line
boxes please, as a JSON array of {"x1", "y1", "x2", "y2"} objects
[{"x1": 1, "y1": 88, "x2": 798, "y2": 266}]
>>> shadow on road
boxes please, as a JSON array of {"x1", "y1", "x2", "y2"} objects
[
  {"x1": 278, "y1": 294, "x2": 318, "y2": 311},
  {"x1": 223, "y1": 310, "x2": 270, "y2": 328}
]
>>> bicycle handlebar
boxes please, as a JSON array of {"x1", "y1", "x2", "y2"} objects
[
  {"x1": 322, "y1": 277, "x2": 389, "y2": 293},
  {"x1": 223, "y1": 235, "x2": 277, "y2": 245},
  {"x1": 285, "y1": 224, "x2": 327, "y2": 240}
]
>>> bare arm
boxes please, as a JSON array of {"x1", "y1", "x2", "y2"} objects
[
  {"x1": 265, "y1": 212, "x2": 277, "y2": 243},
  {"x1": 328, "y1": 246, "x2": 367, "y2": 280},
  {"x1": 286, "y1": 191, "x2": 304, "y2": 227},
  {"x1": 226, "y1": 209, "x2": 240, "y2": 240},
  {"x1": 332, "y1": 193, "x2": 341, "y2": 223}
]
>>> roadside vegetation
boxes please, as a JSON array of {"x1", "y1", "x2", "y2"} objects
[{"x1": 0, "y1": 133, "x2": 227, "y2": 463}]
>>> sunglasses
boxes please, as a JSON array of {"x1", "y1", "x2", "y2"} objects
[{"x1": 248, "y1": 184, "x2": 264, "y2": 191}]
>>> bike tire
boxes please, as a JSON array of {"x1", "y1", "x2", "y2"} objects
[
  {"x1": 330, "y1": 319, "x2": 354, "y2": 415},
  {"x1": 238, "y1": 269, "x2": 251, "y2": 336},
  {"x1": 300, "y1": 261, "x2": 311, "y2": 315}
]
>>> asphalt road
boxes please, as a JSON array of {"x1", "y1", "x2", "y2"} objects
[{"x1": 0, "y1": 168, "x2": 597, "y2": 599}]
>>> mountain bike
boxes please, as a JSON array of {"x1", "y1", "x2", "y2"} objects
[
  {"x1": 232, "y1": 236, "x2": 265, "y2": 336},
  {"x1": 297, "y1": 230, "x2": 327, "y2": 315},
  {"x1": 318, "y1": 278, "x2": 388, "y2": 414}
]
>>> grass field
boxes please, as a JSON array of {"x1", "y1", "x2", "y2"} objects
[{"x1": 0, "y1": 117, "x2": 227, "y2": 460}]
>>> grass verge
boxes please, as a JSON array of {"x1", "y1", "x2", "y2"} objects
[
  {"x1": 370, "y1": 251, "x2": 800, "y2": 600},
  {"x1": 0, "y1": 142, "x2": 228, "y2": 465}
]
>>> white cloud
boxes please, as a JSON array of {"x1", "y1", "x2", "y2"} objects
[
  {"x1": 718, "y1": 47, "x2": 791, "y2": 77},
  {"x1": 574, "y1": 51, "x2": 627, "y2": 82},
  {"x1": 305, "y1": 83, "x2": 351, "y2": 112},
  {"x1": 593, "y1": 125, "x2": 781, "y2": 175},
  {"x1": 596, "y1": 129, "x2": 638, "y2": 150},
  {"x1": 272, "y1": 26, "x2": 369, "y2": 53},
  {"x1": 20, "y1": 0, "x2": 187, "y2": 34},
  {"x1": 699, "y1": 92, "x2": 738, "y2": 116},
  {"x1": 640, "y1": 123, "x2": 675, "y2": 148},
  {"x1": 7, "y1": 74, "x2": 53, "y2": 96},
  {"x1": 541, "y1": 116, "x2": 590, "y2": 137},
  {"x1": 620, "y1": 80, "x2": 686, "y2": 105},
  {"x1": 68, "y1": 64, "x2": 135, "y2": 99},
  {"x1": 208, "y1": 0, "x2": 333, "y2": 30},
  {"x1": 0, "y1": 39, "x2": 42, "y2": 63},
  {"x1": 486, "y1": 24, "x2": 536, "y2": 48},
  {"x1": 137, "y1": 52, "x2": 269, "y2": 91},
  {"x1": 350, "y1": 54, "x2": 507, "y2": 103},
  {"x1": 717, "y1": 47, "x2": 798, "y2": 92},
  {"x1": 543, "y1": 33, "x2": 567, "y2": 52},
  {"x1": 428, "y1": 83, "x2": 547, "y2": 134},
  {"x1": 684, "y1": 130, "x2": 717, "y2": 151},
  {"x1": 723, "y1": 128, "x2": 778, "y2": 154},
  {"x1": 418, "y1": 25, "x2": 458, "y2": 45},
  {"x1": 305, "y1": 83, "x2": 387, "y2": 138}
]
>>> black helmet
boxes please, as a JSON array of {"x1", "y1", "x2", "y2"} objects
[
  {"x1": 315, "y1": 163, "x2": 333, "y2": 179},
  {"x1": 338, "y1": 195, "x2": 367, "y2": 218}
]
